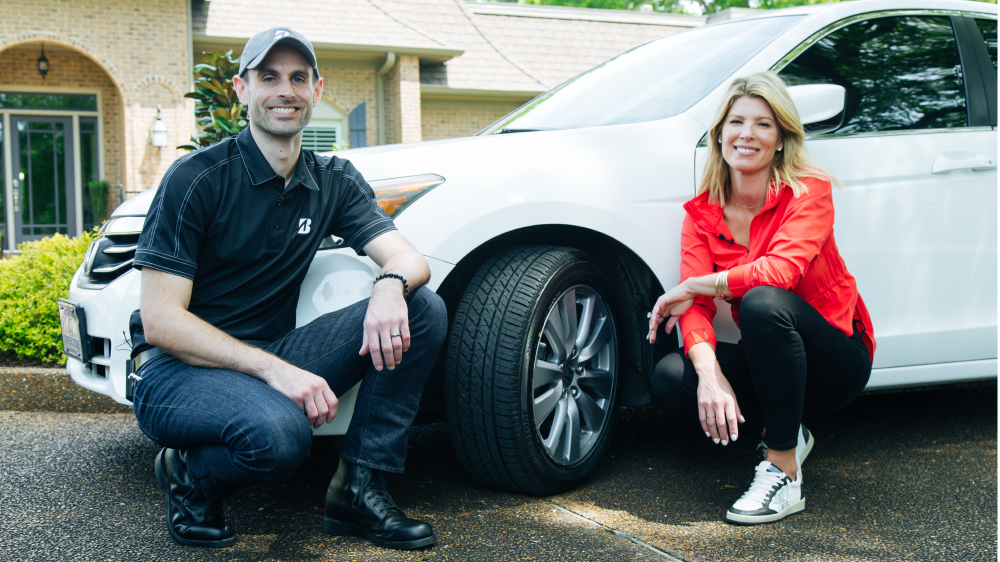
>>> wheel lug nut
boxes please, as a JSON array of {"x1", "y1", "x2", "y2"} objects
[{"x1": 558, "y1": 363, "x2": 565, "y2": 371}]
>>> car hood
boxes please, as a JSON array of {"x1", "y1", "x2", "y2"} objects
[{"x1": 109, "y1": 135, "x2": 488, "y2": 218}]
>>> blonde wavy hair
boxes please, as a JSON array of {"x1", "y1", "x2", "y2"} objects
[{"x1": 699, "y1": 71, "x2": 838, "y2": 206}]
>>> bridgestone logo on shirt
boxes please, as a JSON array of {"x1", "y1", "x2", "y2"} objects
[{"x1": 298, "y1": 218, "x2": 311, "y2": 234}]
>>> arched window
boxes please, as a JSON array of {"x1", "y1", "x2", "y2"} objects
[{"x1": 302, "y1": 99, "x2": 347, "y2": 151}]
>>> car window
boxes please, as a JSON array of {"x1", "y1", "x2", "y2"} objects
[
  {"x1": 779, "y1": 16, "x2": 967, "y2": 134},
  {"x1": 481, "y1": 16, "x2": 803, "y2": 134},
  {"x1": 976, "y1": 18, "x2": 998, "y2": 73}
]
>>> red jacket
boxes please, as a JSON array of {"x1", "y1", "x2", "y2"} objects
[{"x1": 678, "y1": 176, "x2": 876, "y2": 361}]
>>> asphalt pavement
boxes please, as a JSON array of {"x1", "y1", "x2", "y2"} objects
[{"x1": 0, "y1": 381, "x2": 995, "y2": 562}]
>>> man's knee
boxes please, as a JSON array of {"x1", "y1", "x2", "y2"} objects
[
  {"x1": 408, "y1": 286, "x2": 447, "y2": 341},
  {"x1": 240, "y1": 410, "x2": 313, "y2": 485}
]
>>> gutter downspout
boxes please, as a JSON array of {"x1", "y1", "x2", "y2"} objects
[
  {"x1": 187, "y1": 1, "x2": 196, "y2": 136},
  {"x1": 376, "y1": 52, "x2": 396, "y2": 146}
]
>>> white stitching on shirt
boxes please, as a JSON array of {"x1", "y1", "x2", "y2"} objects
[
  {"x1": 132, "y1": 259, "x2": 196, "y2": 280},
  {"x1": 143, "y1": 153, "x2": 194, "y2": 249},
  {"x1": 139, "y1": 248, "x2": 197, "y2": 267},
  {"x1": 342, "y1": 173, "x2": 374, "y2": 202},
  {"x1": 353, "y1": 225, "x2": 397, "y2": 252},
  {"x1": 346, "y1": 217, "x2": 393, "y2": 248},
  {"x1": 173, "y1": 154, "x2": 241, "y2": 257}
]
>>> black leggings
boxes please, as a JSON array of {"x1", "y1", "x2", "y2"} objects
[{"x1": 652, "y1": 286, "x2": 872, "y2": 451}]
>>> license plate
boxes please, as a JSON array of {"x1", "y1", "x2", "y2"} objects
[{"x1": 58, "y1": 299, "x2": 90, "y2": 363}]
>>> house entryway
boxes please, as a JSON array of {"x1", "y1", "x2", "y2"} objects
[
  {"x1": 1, "y1": 91, "x2": 103, "y2": 251},
  {"x1": 10, "y1": 115, "x2": 76, "y2": 241}
]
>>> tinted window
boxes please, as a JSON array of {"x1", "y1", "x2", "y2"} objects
[
  {"x1": 0, "y1": 92, "x2": 97, "y2": 111},
  {"x1": 482, "y1": 16, "x2": 803, "y2": 134},
  {"x1": 780, "y1": 16, "x2": 967, "y2": 134},
  {"x1": 976, "y1": 19, "x2": 997, "y2": 73}
]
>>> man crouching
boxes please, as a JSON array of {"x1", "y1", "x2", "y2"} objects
[{"x1": 127, "y1": 27, "x2": 445, "y2": 550}]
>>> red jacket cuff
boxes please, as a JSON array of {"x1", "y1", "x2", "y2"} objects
[
  {"x1": 727, "y1": 264, "x2": 751, "y2": 298},
  {"x1": 683, "y1": 329, "x2": 716, "y2": 356}
]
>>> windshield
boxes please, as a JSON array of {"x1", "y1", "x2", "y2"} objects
[{"x1": 482, "y1": 15, "x2": 804, "y2": 134}]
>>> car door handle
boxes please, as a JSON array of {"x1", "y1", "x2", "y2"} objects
[{"x1": 932, "y1": 153, "x2": 996, "y2": 174}]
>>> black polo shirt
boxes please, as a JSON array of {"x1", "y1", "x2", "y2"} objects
[{"x1": 132, "y1": 127, "x2": 395, "y2": 344}]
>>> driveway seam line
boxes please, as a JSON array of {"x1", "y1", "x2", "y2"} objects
[{"x1": 543, "y1": 501, "x2": 686, "y2": 562}]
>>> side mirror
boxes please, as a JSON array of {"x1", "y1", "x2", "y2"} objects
[{"x1": 786, "y1": 84, "x2": 846, "y2": 132}]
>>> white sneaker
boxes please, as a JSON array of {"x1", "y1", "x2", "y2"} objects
[
  {"x1": 759, "y1": 424, "x2": 814, "y2": 481},
  {"x1": 725, "y1": 461, "x2": 805, "y2": 525}
]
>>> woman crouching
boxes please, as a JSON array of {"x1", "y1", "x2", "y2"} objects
[{"x1": 647, "y1": 71, "x2": 876, "y2": 525}]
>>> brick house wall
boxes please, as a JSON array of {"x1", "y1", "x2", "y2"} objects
[
  {"x1": 319, "y1": 66, "x2": 377, "y2": 149},
  {"x1": 0, "y1": 0, "x2": 191, "y2": 212},
  {"x1": 421, "y1": 107, "x2": 510, "y2": 141},
  {"x1": 0, "y1": 47, "x2": 125, "y2": 193}
]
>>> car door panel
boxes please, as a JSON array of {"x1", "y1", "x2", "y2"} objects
[{"x1": 807, "y1": 129, "x2": 997, "y2": 369}]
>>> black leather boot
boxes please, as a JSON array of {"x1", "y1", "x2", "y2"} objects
[
  {"x1": 324, "y1": 459, "x2": 435, "y2": 549},
  {"x1": 154, "y1": 448, "x2": 236, "y2": 548}
]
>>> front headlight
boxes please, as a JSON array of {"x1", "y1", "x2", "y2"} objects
[
  {"x1": 99, "y1": 215, "x2": 145, "y2": 235},
  {"x1": 318, "y1": 174, "x2": 445, "y2": 251},
  {"x1": 370, "y1": 174, "x2": 445, "y2": 217},
  {"x1": 78, "y1": 215, "x2": 146, "y2": 289}
]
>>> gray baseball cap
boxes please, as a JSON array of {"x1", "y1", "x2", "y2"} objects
[{"x1": 239, "y1": 27, "x2": 320, "y2": 79}]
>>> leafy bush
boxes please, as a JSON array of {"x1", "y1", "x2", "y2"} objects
[
  {"x1": 0, "y1": 232, "x2": 95, "y2": 365},
  {"x1": 179, "y1": 50, "x2": 247, "y2": 151}
]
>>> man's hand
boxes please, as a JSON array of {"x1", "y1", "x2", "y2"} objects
[
  {"x1": 359, "y1": 278, "x2": 410, "y2": 370},
  {"x1": 141, "y1": 267, "x2": 338, "y2": 428},
  {"x1": 266, "y1": 364, "x2": 339, "y2": 429},
  {"x1": 358, "y1": 230, "x2": 430, "y2": 371}
]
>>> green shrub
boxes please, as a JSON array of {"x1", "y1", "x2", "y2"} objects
[{"x1": 0, "y1": 232, "x2": 95, "y2": 365}]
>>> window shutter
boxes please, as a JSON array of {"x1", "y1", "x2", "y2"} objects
[
  {"x1": 300, "y1": 127, "x2": 338, "y2": 152},
  {"x1": 350, "y1": 103, "x2": 367, "y2": 148}
]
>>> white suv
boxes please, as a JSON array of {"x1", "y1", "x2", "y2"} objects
[{"x1": 64, "y1": 0, "x2": 997, "y2": 495}]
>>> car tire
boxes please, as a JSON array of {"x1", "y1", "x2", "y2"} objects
[{"x1": 444, "y1": 246, "x2": 620, "y2": 495}]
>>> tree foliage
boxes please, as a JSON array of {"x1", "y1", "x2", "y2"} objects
[{"x1": 179, "y1": 50, "x2": 248, "y2": 151}]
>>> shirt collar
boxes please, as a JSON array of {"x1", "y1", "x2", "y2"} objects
[
  {"x1": 234, "y1": 127, "x2": 319, "y2": 191},
  {"x1": 287, "y1": 149, "x2": 320, "y2": 192}
]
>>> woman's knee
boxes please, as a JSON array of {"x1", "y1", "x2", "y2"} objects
[
  {"x1": 651, "y1": 350, "x2": 696, "y2": 413},
  {"x1": 739, "y1": 286, "x2": 795, "y2": 333}
]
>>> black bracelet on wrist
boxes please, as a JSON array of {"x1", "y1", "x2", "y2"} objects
[{"x1": 373, "y1": 272, "x2": 408, "y2": 298}]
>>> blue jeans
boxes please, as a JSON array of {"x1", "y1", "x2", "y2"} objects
[{"x1": 131, "y1": 286, "x2": 447, "y2": 500}]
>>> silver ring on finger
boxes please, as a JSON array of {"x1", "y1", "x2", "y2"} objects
[{"x1": 391, "y1": 333, "x2": 401, "y2": 338}]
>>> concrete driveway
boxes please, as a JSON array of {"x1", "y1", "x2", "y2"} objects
[{"x1": 0, "y1": 380, "x2": 995, "y2": 562}]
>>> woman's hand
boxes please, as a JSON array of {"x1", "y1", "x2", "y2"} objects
[
  {"x1": 647, "y1": 283, "x2": 696, "y2": 343},
  {"x1": 692, "y1": 348, "x2": 744, "y2": 445}
]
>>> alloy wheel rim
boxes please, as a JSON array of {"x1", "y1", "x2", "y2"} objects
[{"x1": 531, "y1": 284, "x2": 617, "y2": 466}]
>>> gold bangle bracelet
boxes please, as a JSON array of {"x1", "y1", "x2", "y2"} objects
[{"x1": 716, "y1": 271, "x2": 732, "y2": 301}]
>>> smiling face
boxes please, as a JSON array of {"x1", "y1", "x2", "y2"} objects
[
  {"x1": 720, "y1": 95, "x2": 782, "y2": 177},
  {"x1": 236, "y1": 44, "x2": 323, "y2": 140}
]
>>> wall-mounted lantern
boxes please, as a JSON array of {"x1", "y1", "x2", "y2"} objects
[
  {"x1": 151, "y1": 104, "x2": 168, "y2": 147},
  {"x1": 37, "y1": 44, "x2": 49, "y2": 80}
]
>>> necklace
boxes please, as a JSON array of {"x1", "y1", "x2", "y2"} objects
[{"x1": 730, "y1": 197, "x2": 764, "y2": 210}]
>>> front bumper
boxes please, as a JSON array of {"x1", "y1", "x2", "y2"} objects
[{"x1": 65, "y1": 248, "x2": 454, "y2": 436}]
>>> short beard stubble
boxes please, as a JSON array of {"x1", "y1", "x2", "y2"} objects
[{"x1": 249, "y1": 90, "x2": 312, "y2": 139}]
